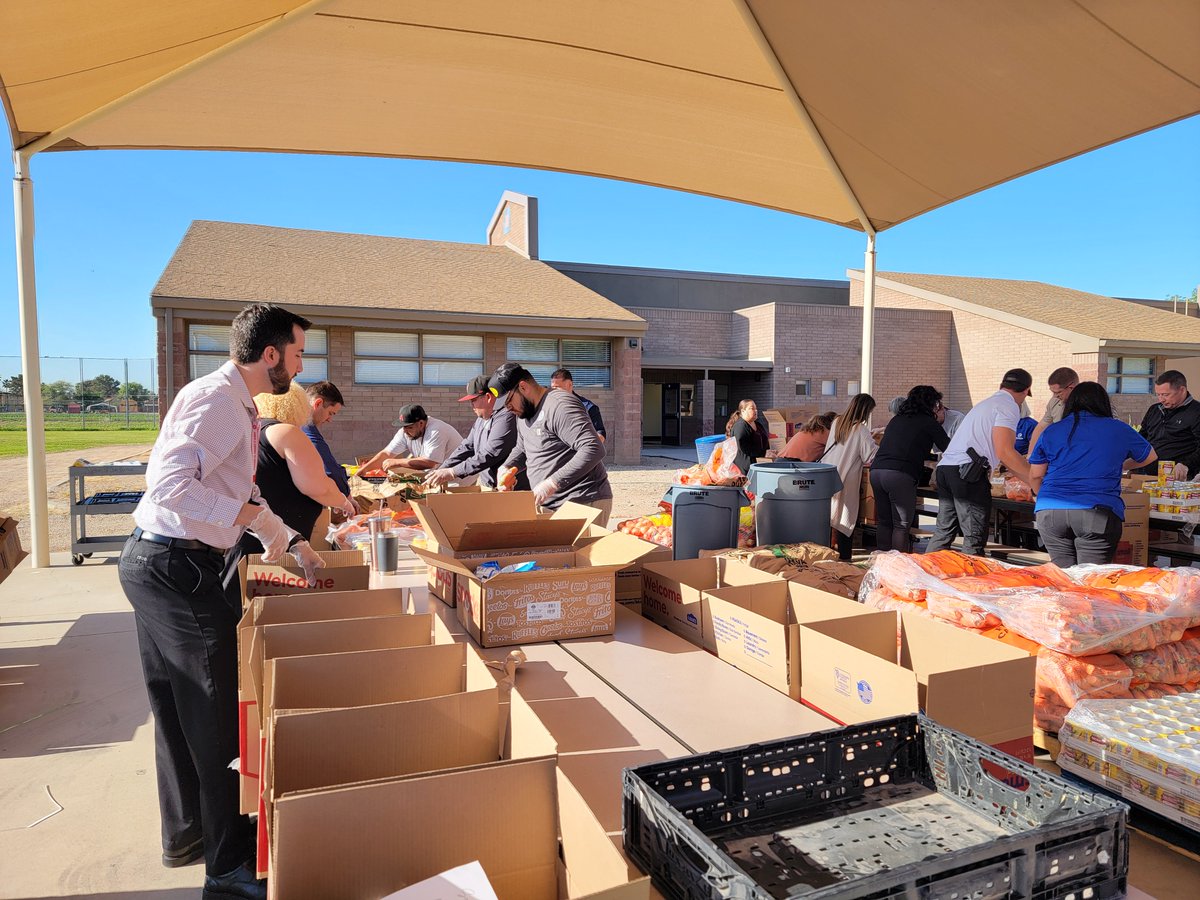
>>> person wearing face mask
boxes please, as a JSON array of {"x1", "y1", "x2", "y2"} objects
[
  {"x1": 1134, "y1": 370, "x2": 1200, "y2": 480},
  {"x1": 424, "y1": 375, "x2": 527, "y2": 490},
  {"x1": 490, "y1": 363, "x2": 613, "y2": 525}
]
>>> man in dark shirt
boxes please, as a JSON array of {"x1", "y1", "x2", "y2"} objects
[
  {"x1": 425, "y1": 375, "x2": 529, "y2": 490},
  {"x1": 302, "y1": 381, "x2": 350, "y2": 496},
  {"x1": 1136, "y1": 370, "x2": 1200, "y2": 478},
  {"x1": 550, "y1": 368, "x2": 606, "y2": 443}
]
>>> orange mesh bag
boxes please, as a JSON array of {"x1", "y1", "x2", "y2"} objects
[
  {"x1": 1004, "y1": 474, "x2": 1033, "y2": 501},
  {"x1": 1033, "y1": 687, "x2": 1071, "y2": 733}
]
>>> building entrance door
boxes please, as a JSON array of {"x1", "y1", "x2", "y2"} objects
[{"x1": 662, "y1": 383, "x2": 681, "y2": 446}]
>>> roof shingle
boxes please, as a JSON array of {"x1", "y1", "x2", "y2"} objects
[{"x1": 154, "y1": 221, "x2": 644, "y2": 325}]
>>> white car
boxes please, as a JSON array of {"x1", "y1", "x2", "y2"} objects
[{"x1": 85, "y1": 402, "x2": 117, "y2": 413}]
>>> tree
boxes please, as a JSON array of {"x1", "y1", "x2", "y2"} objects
[
  {"x1": 42, "y1": 380, "x2": 73, "y2": 407},
  {"x1": 122, "y1": 381, "x2": 152, "y2": 401},
  {"x1": 2, "y1": 374, "x2": 22, "y2": 395},
  {"x1": 74, "y1": 375, "x2": 121, "y2": 406}
]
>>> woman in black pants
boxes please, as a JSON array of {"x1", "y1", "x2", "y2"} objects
[{"x1": 871, "y1": 385, "x2": 950, "y2": 552}]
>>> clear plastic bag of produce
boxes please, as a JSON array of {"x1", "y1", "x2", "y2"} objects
[
  {"x1": 616, "y1": 512, "x2": 673, "y2": 548},
  {"x1": 1036, "y1": 647, "x2": 1132, "y2": 705},
  {"x1": 1004, "y1": 473, "x2": 1033, "y2": 501},
  {"x1": 1067, "y1": 563, "x2": 1200, "y2": 624},
  {"x1": 327, "y1": 514, "x2": 425, "y2": 551},
  {"x1": 1119, "y1": 628, "x2": 1200, "y2": 685}
]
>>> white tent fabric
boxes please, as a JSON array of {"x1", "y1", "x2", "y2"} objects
[{"x1": 4, "y1": 1, "x2": 1199, "y2": 565}]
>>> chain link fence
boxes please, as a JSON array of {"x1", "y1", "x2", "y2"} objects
[{"x1": 0, "y1": 357, "x2": 158, "y2": 430}]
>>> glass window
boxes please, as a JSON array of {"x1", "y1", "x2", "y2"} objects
[
  {"x1": 189, "y1": 355, "x2": 224, "y2": 380},
  {"x1": 422, "y1": 361, "x2": 484, "y2": 386},
  {"x1": 1108, "y1": 357, "x2": 1156, "y2": 394},
  {"x1": 295, "y1": 359, "x2": 328, "y2": 383},
  {"x1": 795, "y1": 380, "x2": 810, "y2": 397},
  {"x1": 1120, "y1": 357, "x2": 1152, "y2": 375},
  {"x1": 355, "y1": 359, "x2": 419, "y2": 385},
  {"x1": 189, "y1": 324, "x2": 231, "y2": 352},
  {"x1": 821, "y1": 379, "x2": 837, "y2": 397},
  {"x1": 848, "y1": 381, "x2": 861, "y2": 396},
  {"x1": 188, "y1": 324, "x2": 327, "y2": 386},
  {"x1": 355, "y1": 332, "x2": 419, "y2": 358},
  {"x1": 423, "y1": 334, "x2": 483, "y2": 360},
  {"x1": 507, "y1": 338, "x2": 612, "y2": 389}
]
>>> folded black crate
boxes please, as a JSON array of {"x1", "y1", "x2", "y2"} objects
[{"x1": 623, "y1": 715, "x2": 1127, "y2": 900}]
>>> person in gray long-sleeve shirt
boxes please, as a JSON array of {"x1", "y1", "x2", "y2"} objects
[
  {"x1": 488, "y1": 363, "x2": 613, "y2": 525},
  {"x1": 424, "y1": 375, "x2": 530, "y2": 490}
]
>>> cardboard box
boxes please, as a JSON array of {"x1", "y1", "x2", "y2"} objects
[
  {"x1": 640, "y1": 556, "x2": 781, "y2": 650},
  {"x1": 415, "y1": 532, "x2": 656, "y2": 647},
  {"x1": 237, "y1": 600, "x2": 444, "y2": 813},
  {"x1": 1120, "y1": 488, "x2": 1149, "y2": 566},
  {"x1": 704, "y1": 580, "x2": 891, "y2": 699},
  {"x1": 800, "y1": 609, "x2": 1036, "y2": 756},
  {"x1": 411, "y1": 494, "x2": 600, "y2": 605},
  {"x1": 238, "y1": 550, "x2": 370, "y2": 605},
  {"x1": 859, "y1": 468, "x2": 876, "y2": 525},
  {"x1": 0, "y1": 516, "x2": 28, "y2": 585},
  {"x1": 579, "y1": 523, "x2": 671, "y2": 609},
  {"x1": 762, "y1": 410, "x2": 787, "y2": 455}
]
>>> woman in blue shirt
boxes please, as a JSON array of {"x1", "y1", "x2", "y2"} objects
[{"x1": 1029, "y1": 382, "x2": 1156, "y2": 566}]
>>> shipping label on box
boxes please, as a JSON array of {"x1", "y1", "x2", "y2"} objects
[{"x1": 238, "y1": 550, "x2": 369, "y2": 604}]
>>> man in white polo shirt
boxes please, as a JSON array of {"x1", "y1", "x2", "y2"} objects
[
  {"x1": 928, "y1": 368, "x2": 1034, "y2": 556},
  {"x1": 359, "y1": 403, "x2": 463, "y2": 473}
]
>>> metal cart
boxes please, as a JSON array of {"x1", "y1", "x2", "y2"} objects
[{"x1": 68, "y1": 461, "x2": 148, "y2": 565}]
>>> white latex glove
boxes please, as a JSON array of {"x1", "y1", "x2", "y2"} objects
[
  {"x1": 532, "y1": 478, "x2": 559, "y2": 506},
  {"x1": 289, "y1": 540, "x2": 326, "y2": 587},
  {"x1": 424, "y1": 468, "x2": 455, "y2": 488},
  {"x1": 250, "y1": 506, "x2": 291, "y2": 563},
  {"x1": 496, "y1": 466, "x2": 518, "y2": 492},
  {"x1": 334, "y1": 494, "x2": 357, "y2": 519}
]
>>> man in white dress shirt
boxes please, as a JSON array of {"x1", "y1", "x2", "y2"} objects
[{"x1": 119, "y1": 304, "x2": 324, "y2": 899}]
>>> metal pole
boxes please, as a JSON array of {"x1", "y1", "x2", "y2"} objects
[
  {"x1": 124, "y1": 358, "x2": 130, "y2": 428},
  {"x1": 860, "y1": 233, "x2": 878, "y2": 396},
  {"x1": 79, "y1": 358, "x2": 86, "y2": 429},
  {"x1": 12, "y1": 150, "x2": 50, "y2": 567}
]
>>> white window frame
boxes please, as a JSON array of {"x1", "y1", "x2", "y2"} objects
[
  {"x1": 1106, "y1": 356, "x2": 1155, "y2": 394},
  {"x1": 187, "y1": 323, "x2": 328, "y2": 383},
  {"x1": 354, "y1": 331, "x2": 484, "y2": 386},
  {"x1": 506, "y1": 337, "x2": 612, "y2": 389}
]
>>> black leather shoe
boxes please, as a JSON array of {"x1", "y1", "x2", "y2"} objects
[
  {"x1": 162, "y1": 835, "x2": 204, "y2": 868},
  {"x1": 202, "y1": 860, "x2": 266, "y2": 900}
]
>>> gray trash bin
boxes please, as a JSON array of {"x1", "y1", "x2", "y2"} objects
[
  {"x1": 663, "y1": 484, "x2": 749, "y2": 560},
  {"x1": 747, "y1": 461, "x2": 843, "y2": 546}
]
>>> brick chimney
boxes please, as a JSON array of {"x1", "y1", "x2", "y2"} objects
[{"x1": 485, "y1": 191, "x2": 539, "y2": 259}]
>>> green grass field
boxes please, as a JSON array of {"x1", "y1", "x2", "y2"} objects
[
  {"x1": 0, "y1": 412, "x2": 159, "y2": 431},
  {"x1": 0, "y1": 430, "x2": 158, "y2": 458}
]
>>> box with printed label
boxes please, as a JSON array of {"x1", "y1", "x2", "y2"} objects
[
  {"x1": 800, "y1": 609, "x2": 1035, "y2": 757},
  {"x1": 414, "y1": 532, "x2": 656, "y2": 647},
  {"x1": 238, "y1": 549, "x2": 369, "y2": 605},
  {"x1": 410, "y1": 494, "x2": 599, "y2": 605},
  {"x1": 579, "y1": 522, "x2": 672, "y2": 609},
  {"x1": 641, "y1": 556, "x2": 781, "y2": 650},
  {"x1": 704, "y1": 580, "x2": 890, "y2": 699}
]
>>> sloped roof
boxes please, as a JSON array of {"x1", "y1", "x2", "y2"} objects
[
  {"x1": 153, "y1": 220, "x2": 645, "y2": 328},
  {"x1": 855, "y1": 270, "x2": 1200, "y2": 347}
]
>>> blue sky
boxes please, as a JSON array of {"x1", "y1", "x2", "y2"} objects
[{"x1": 1, "y1": 114, "x2": 1197, "y2": 380}]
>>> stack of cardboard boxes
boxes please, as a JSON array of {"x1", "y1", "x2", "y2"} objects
[{"x1": 233, "y1": 547, "x2": 647, "y2": 899}]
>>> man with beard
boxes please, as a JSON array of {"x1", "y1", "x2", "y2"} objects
[
  {"x1": 423, "y1": 374, "x2": 529, "y2": 490},
  {"x1": 358, "y1": 404, "x2": 463, "y2": 474},
  {"x1": 489, "y1": 363, "x2": 613, "y2": 525},
  {"x1": 119, "y1": 304, "x2": 325, "y2": 900}
]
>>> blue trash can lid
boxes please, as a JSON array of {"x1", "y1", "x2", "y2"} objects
[{"x1": 695, "y1": 434, "x2": 725, "y2": 445}]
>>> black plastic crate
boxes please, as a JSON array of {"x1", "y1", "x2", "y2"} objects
[
  {"x1": 623, "y1": 715, "x2": 1128, "y2": 900},
  {"x1": 83, "y1": 491, "x2": 145, "y2": 505}
]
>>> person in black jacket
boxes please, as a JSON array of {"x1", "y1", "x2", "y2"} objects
[
  {"x1": 1136, "y1": 370, "x2": 1200, "y2": 479},
  {"x1": 871, "y1": 385, "x2": 950, "y2": 552},
  {"x1": 726, "y1": 399, "x2": 770, "y2": 477},
  {"x1": 424, "y1": 375, "x2": 530, "y2": 490}
]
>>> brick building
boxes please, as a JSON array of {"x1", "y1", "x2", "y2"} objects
[{"x1": 152, "y1": 191, "x2": 1200, "y2": 463}]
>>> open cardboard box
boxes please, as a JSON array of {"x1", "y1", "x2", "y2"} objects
[
  {"x1": 238, "y1": 600, "x2": 447, "y2": 813},
  {"x1": 260, "y1": 644, "x2": 503, "y2": 876},
  {"x1": 578, "y1": 523, "x2": 671, "y2": 609},
  {"x1": 800, "y1": 609, "x2": 1036, "y2": 760},
  {"x1": 238, "y1": 549, "x2": 370, "y2": 605},
  {"x1": 1120, "y1": 486, "x2": 1149, "y2": 566},
  {"x1": 640, "y1": 556, "x2": 781, "y2": 650},
  {"x1": 268, "y1": 691, "x2": 644, "y2": 899},
  {"x1": 0, "y1": 516, "x2": 28, "y2": 586},
  {"x1": 411, "y1": 494, "x2": 600, "y2": 605},
  {"x1": 704, "y1": 580, "x2": 893, "y2": 700},
  {"x1": 414, "y1": 532, "x2": 658, "y2": 647}
]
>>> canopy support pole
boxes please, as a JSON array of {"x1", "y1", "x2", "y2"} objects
[
  {"x1": 12, "y1": 149, "x2": 50, "y2": 568},
  {"x1": 861, "y1": 233, "x2": 878, "y2": 395},
  {"x1": 732, "y1": 0, "x2": 881, "y2": 398}
]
